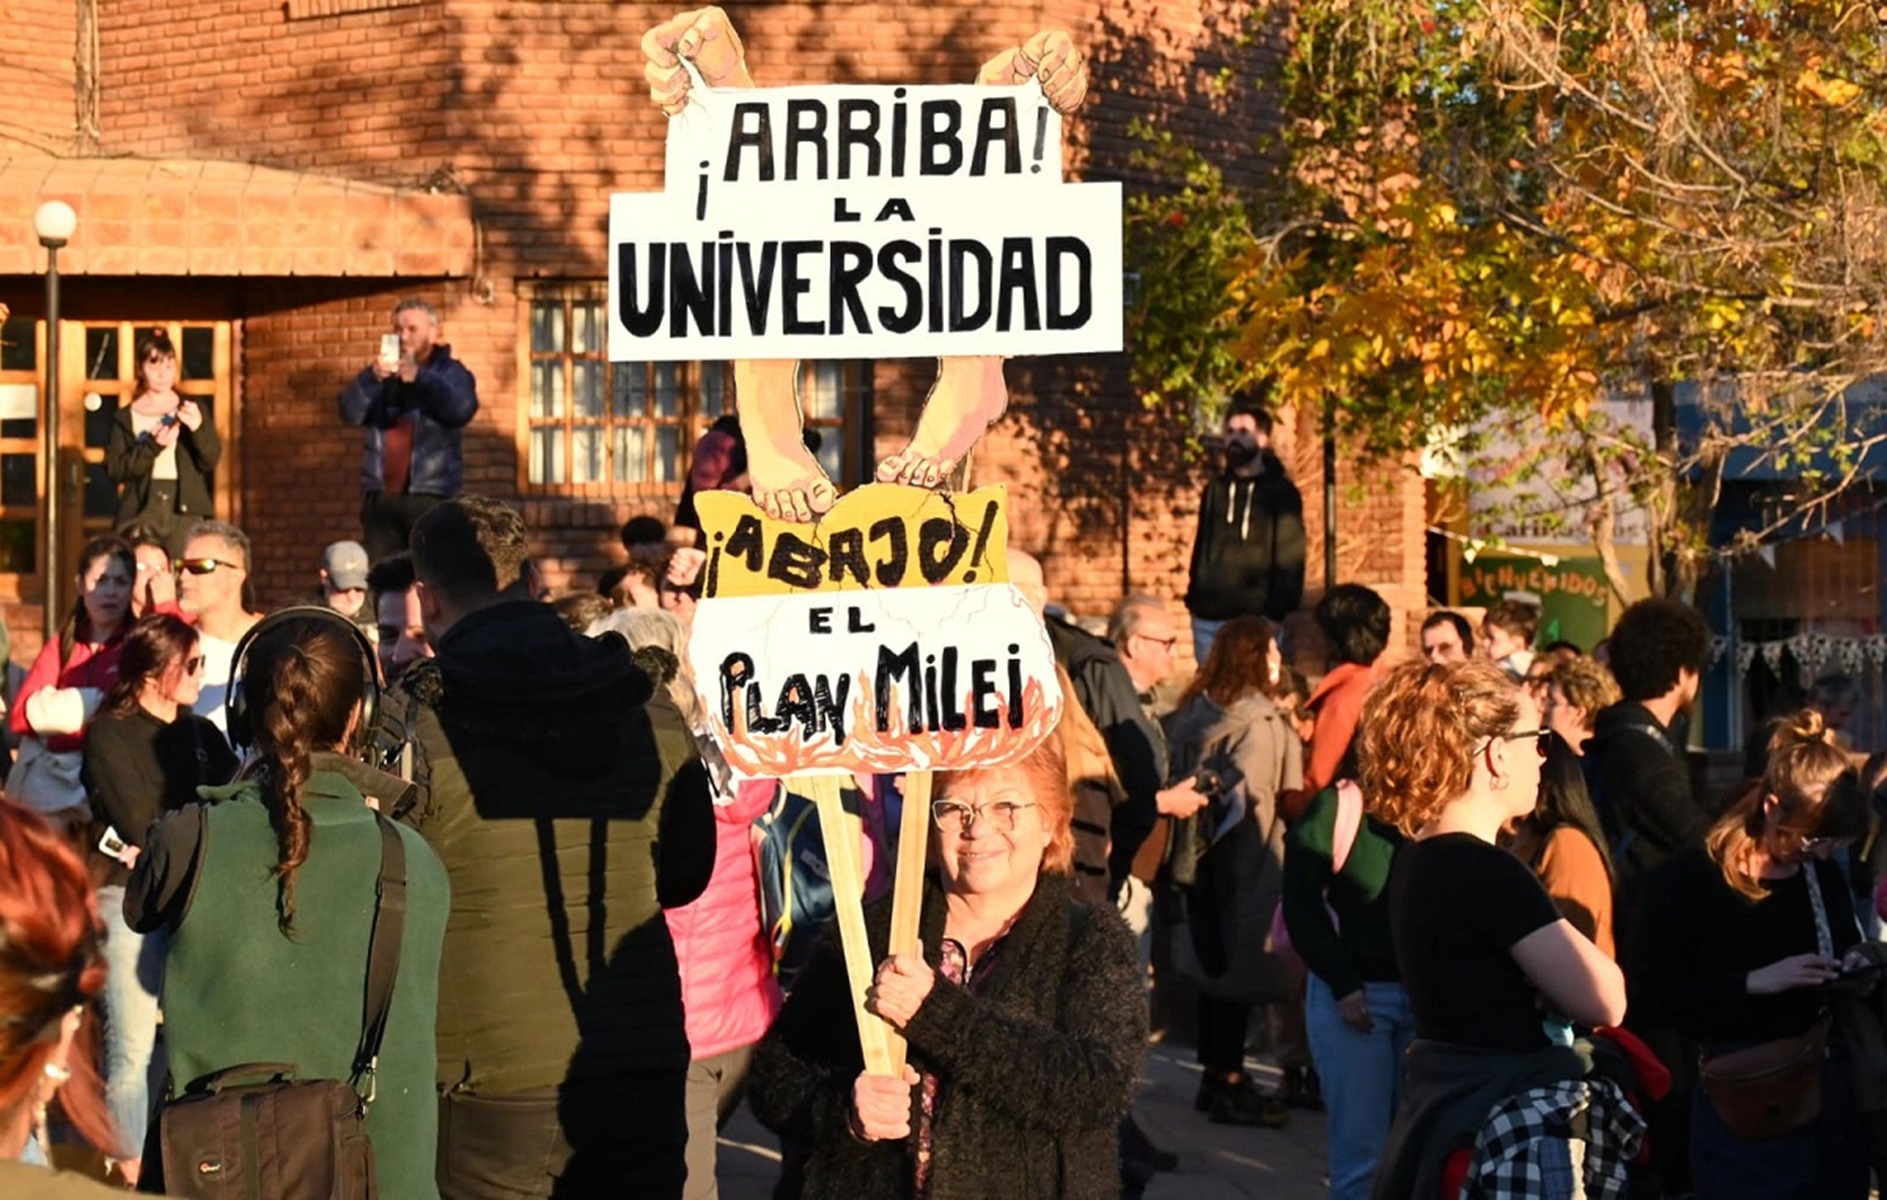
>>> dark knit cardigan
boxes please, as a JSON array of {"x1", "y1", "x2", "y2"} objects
[{"x1": 748, "y1": 873, "x2": 1148, "y2": 1199}]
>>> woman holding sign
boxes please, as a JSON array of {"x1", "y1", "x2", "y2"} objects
[{"x1": 747, "y1": 737, "x2": 1146, "y2": 1197}]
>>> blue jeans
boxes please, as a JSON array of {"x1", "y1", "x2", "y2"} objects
[
  {"x1": 98, "y1": 884, "x2": 164, "y2": 1160},
  {"x1": 1190, "y1": 616, "x2": 1226, "y2": 665},
  {"x1": 1305, "y1": 975, "x2": 1414, "y2": 1200}
]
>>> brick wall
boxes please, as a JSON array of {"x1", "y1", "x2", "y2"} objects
[
  {"x1": 2, "y1": 0, "x2": 79, "y2": 150},
  {"x1": 6, "y1": 0, "x2": 1430, "y2": 659}
]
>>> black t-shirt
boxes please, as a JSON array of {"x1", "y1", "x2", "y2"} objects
[
  {"x1": 1629, "y1": 846, "x2": 1858, "y2": 1044},
  {"x1": 82, "y1": 708, "x2": 238, "y2": 887},
  {"x1": 1389, "y1": 832, "x2": 1565, "y2": 1050}
]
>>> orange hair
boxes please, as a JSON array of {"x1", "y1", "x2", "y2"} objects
[
  {"x1": 1360, "y1": 659, "x2": 1522, "y2": 836},
  {"x1": 0, "y1": 794, "x2": 119, "y2": 1157},
  {"x1": 934, "y1": 735, "x2": 1075, "y2": 876}
]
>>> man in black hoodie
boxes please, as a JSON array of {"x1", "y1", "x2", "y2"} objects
[
  {"x1": 392, "y1": 496, "x2": 713, "y2": 1200},
  {"x1": 1183, "y1": 401, "x2": 1307, "y2": 662},
  {"x1": 1584, "y1": 597, "x2": 1710, "y2": 911}
]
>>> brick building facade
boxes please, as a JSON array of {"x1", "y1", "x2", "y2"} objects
[{"x1": 1, "y1": 0, "x2": 1426, "y2": 665}]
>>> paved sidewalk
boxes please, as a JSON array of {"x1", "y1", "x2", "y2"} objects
[{"x1": 716, "y1": 1044, "x2": 1332, "y2": 1199}]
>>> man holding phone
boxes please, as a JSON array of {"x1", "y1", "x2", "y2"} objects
[{"x1": 340, "y1": 298, "x2": 480, "y2": 563}]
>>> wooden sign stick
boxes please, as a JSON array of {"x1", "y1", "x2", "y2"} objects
[
  {"x1": 883, "y1": 770, "x2": 933, "y2": 1074},
  {"x1": 801, "y1": 772, "x2": 894, "y2": 1076}
]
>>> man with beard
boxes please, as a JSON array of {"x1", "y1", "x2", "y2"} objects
[{"x1": 1183, "y1": 400, "x2": 1307, "y2": 662}]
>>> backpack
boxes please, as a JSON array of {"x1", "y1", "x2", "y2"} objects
[
  {"x1": 363, "y1": 664, "x2": 439, "y2": 820},
  {"x1": 755, "y1": 782, "x2": 840, "y2": 989}
]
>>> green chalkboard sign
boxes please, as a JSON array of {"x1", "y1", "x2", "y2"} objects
[{"x1": 1457, "y1": 554, "x2": 1611, "y2": 652}]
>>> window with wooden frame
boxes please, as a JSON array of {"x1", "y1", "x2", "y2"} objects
[{"x1": 520, "y1": 288, "x2": 875, "y2": 496}]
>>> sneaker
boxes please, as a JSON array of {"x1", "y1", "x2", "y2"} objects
[{"x1": 1206, "y1": 1075, "x2": 1290, "y2": 1129}]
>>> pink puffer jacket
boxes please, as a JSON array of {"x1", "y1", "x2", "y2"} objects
[{"x1": 665, "y1": 779, "x2": 784, "y2": 1062}]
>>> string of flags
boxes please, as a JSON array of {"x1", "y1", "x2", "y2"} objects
[
  {"x1": 1709, "y1": 631, "x2": 1885, "y2": 677},
  {"x1": 1426, "y1": 526, "x2": 1563, "y2": 568}
]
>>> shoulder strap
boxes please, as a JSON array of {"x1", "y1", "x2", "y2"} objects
[
  {"x1": 1620, "y1": 721, "x2": 1674, "y2": 757},
  {"x1": 1331, "y1": 780, "x2": 1364, "y2": 875},
  {"x1": 352, "y1": 814, "x2": 408, "y2": 1109},
  {"x1": 1805, "y1": 858, "x2": 1835, "y2": 959}
]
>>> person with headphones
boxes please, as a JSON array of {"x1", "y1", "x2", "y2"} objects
[{"x1": 122, "y1": 609, "x2": 450, "y2": 1197}]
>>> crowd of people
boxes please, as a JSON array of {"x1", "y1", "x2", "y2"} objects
[{"x1": 3, "y1": 326, "x2": 1887, "y2": 1200}]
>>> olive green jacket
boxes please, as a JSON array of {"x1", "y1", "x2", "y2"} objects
[
  {"x1": 129, "y1": 756, "x2": 449, "y2": 1200},
  {"x1": 391, "y1": 600, "x2": 713, "y2": 1095}
]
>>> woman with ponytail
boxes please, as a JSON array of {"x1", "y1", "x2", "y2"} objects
[
  {"x1": 0, "y1": 793, "x2": 125, "y2": 1197},
  {"x1": 80, "y1": 613, "x2": 238, "y2": 1187},
  {"x1": 124, "y1": 614, "x2": 448, "y2": 1198},
  {"x1": 1631, "y1": 710, "x2": 1875, "y2": 1198}
]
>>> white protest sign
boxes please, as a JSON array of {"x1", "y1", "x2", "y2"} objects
[
  {"x1": 686, "y1": 483, "x2": 1063, "y2": 777},
  {"x1": 610, "y1": 80, "x2": 1122, "y2": 360}
]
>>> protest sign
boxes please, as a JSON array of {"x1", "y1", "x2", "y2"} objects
[
  {"x1": 609, "y1": 78, "x2": 1122, "y2": 359},
  {"x1": 688, "y1": 482, "x2": 1064, "y2": 777}
]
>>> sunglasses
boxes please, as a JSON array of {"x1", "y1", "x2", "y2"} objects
[
  {"x1": 174, "y1": 557, "x2": 237, "y2": 576},
  {"x1": 1493, "y1": 727, "x2": 1551, "y2": 758},
  {"x1": 182, "y1": 655, "x2": 205, "y2": 675}
]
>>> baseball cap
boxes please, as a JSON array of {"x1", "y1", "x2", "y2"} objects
[{"x1": 322, "y1": 540, "x2": 371, "y2": 591}]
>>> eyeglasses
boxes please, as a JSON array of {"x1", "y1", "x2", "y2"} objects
[
  {"x1": 931, "y1": 798, "x2": 1038, "y2": 832},
  {"x1": 174, "y1": 557, "x2": 237, "y2": 576},
  {"x1": 1138, "y1": 634, "x2": 1179, "y2": 651},
  {"x1": 182, "y1": 655, "x2": 205, "y2": 675}
]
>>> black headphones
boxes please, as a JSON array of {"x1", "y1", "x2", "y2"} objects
[{"x1": 225, "y1": 605, "x2": 381, "y2": 752}]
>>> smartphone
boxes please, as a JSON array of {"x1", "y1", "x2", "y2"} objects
[
  {"x1": 97, "y1": 826, "x2": 129, "y2": 858},
  {"x1": 379, "y1": 333, "x2": 401, "y2": 368}
]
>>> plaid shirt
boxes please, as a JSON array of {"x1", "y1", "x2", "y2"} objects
[{"x1": 1467, "y1": 1078, "x2": 1645, "y2": 1199}]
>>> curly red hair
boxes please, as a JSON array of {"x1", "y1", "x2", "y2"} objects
[{"x1": 1360, "y1": 659, "x2": 1522, "y2": 836}]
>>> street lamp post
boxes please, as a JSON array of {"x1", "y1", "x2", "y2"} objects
[{"x1": 34, "y1": 200, "x2": 75, "y2": 643}]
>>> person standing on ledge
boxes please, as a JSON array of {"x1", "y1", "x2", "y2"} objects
[
  {"x1": 1183, "y1": 398, "x2": 1306, "y2": 663},
  {"x1": 340, "y1": 298, "x2": 479, "y2": 563}
]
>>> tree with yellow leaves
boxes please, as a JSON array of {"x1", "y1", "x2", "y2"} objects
[{"x1": 1128, "y1": 0, "x2": 1887, "y2": 598}]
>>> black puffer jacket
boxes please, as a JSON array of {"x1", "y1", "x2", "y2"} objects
[{"x1": 749, "y1": 874, "x2": 1147, "y2": 1199}]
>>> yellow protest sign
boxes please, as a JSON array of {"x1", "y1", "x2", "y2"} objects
[{"x1": 687, "y1": 482, "x2": 1061, "y2": 777}]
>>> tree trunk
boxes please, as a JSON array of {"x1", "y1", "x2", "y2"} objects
[{"x1": 1648, "y1": 377, "x2": 1682, "y2": 599}]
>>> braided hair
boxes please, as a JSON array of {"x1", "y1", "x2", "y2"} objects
[{"x1": 239, "y1": 617, "x2": 365, "y2": 933}]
